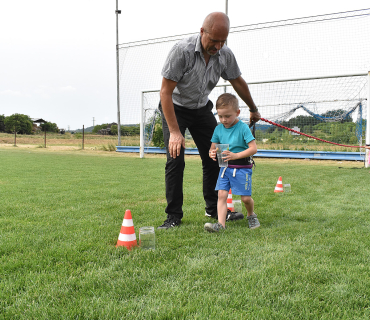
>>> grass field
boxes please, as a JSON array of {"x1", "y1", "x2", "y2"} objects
[{"x1": 1, "y1": 147, "x2": 370, "y2": 319}]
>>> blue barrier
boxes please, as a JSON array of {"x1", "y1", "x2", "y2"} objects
[{"x1": 116, "y1": 146, "x2": 365, "y2": 162}]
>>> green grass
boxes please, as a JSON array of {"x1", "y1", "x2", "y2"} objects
[{"x1": 1, "y1": 149, "x2": 370, "y2": 319}]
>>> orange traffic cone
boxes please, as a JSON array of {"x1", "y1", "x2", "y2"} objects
[
  {"x1": 116, "y1": 209, "x2": 137, "y2": 250},
  {"x1": 227, "y1": 189, "x2": 235, "y2": 211},
  {"x1": 274, "y1": 176, "x2": 284, "y2": 193}
]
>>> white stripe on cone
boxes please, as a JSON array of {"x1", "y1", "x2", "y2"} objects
[
  {"x1": 118, "y1": 233, "x2": 137, "y2": 242},
  {"x1": 123, "y1": 219, "x2": 134, "y2": 227}
]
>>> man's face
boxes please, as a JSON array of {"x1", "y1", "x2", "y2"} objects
[{"x1": 200, "y1": 27, "x2": 228, "y2": 57}]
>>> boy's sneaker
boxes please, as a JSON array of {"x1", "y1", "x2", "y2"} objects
[
  {"x1": 204, "y1": 222, "x2": 225, "y2": 233},
  {"x1": 226, "y1": 209, "x2": 244, "y2": 221},
  {"x1": 247, "y1": 213, "x2": 260, "y2": 229},
  {"x1": 157, "y1": 217, "x2": 181, "y2": 229}
]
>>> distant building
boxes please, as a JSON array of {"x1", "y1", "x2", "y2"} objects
[
  {"x1": 31, "y1": 118, "x2": 47, "y2": 132},
  {"x1": 290, "y1": 126, "x2": 300, "y2": 136}
]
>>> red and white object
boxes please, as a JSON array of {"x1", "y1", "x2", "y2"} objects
[
  {"x1": 116, "y1": 209, "x2": 137, "y2": 250},
  {"x1": 227, "y1": 189, "x2": 235, "y2": 212},
  {"x1": 274, "y1": 176, "x2": 284, "y2": 193}
]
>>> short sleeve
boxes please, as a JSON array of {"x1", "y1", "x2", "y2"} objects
[
  {"x1": 243, "y1": 125, "x2": 255, "y2": 144},
  {"x1": 220, "y1": 47, "x2": 242, "y2": 81},
  {"x1": 161, "y1": 43, "x2": 187, "y2": 82}
]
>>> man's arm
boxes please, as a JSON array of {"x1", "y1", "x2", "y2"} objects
[
  {"x1": 160, "y1": 77, "x2": 185, "y2": 158},
  {"x1": 229, "y1": 76, "x2": 261, "y2": 123}
]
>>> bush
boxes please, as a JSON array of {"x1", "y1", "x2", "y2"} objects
[
  {"x1": 151, "y1": 114, "x2": 164, "y2": 148},
  {"x1": 349, "y1": 136, "x2": 359, "y2": 145}
]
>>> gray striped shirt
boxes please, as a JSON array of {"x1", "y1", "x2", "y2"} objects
[{"x1": 161, "y1": 34, "x2": 241, "y2": 109}]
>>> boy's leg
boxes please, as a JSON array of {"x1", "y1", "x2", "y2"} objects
[
  {"x1": 217, "y1": 190, "x2": 229, "y2": 227},
  {"x1": 241, "y1": 196, "x2": 254, "y2": 217},
  {"x1": 230, "y1": 168, "x2": 260, "y2": 229},
  {"x1": 241, "y1": 195, "x2": 260, "y2": 229}
]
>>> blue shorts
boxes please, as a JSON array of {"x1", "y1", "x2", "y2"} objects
[{"x1": 215, "y1": 167, "x2": 252, "y2": 196}]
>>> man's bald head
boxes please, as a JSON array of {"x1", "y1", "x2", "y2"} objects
[
  {"x1": 202, "y1": 12, "x2": 230, "y2": 34},
  {"x1": 200, "y1": 12, "x2": 230, "y2": 59}
]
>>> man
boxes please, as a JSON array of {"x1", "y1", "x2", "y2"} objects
[{"x1": 158, "y1": 12, "x2": 261, "y2": 229}]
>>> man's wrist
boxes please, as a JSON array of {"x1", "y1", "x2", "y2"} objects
[{"x1": 249, "y1": 107, "x2": 258, "y2": 112}]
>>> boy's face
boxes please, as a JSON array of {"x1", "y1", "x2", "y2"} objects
[{"x1": 217, "y1": 105, "x2": 240, "y2": 128}]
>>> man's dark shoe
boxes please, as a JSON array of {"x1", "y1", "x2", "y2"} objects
[
  {"x1": 226, "y1": 209, "x2": 244, "y2": 221},
  {"x1": 205, "y1": 211, "x2": 218, "y2": 220},
  {"x1": 157, "y1": 217, "x2": 181, "y2": 229}
]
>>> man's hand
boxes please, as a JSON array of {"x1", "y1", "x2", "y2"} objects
[
  {"x1": 169, "y1": 131, "x2": 185, "y2": 159},
  {"x1": 209, "y1": 148, "x2": 217, "y2": 161},
  {"x1": 250, "y1": 110, "x2": 261, "y2": 123}
]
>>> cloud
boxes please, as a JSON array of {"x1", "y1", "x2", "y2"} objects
[
  {"x1": 31, "y1": 85, "x2": 76, "y2": 98},
  {"x1": 0, "y1": 89, "x2": 22, "y2": 96},
  {"x1": 58, "y1": 86, "x2": 76, "y2": 92}
]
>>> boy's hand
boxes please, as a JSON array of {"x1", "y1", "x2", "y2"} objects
[{"x1": 221, "y1": 151, "x2": 239, "y2": 161}]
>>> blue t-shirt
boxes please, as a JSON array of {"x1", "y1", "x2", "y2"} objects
[{"x1": 211, "y1": 120, "x2": 255, "y2": 153}]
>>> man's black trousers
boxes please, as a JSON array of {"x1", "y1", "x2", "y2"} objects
[{"x1": 159, "y1": 101, "x2": 219, "y2": 220}]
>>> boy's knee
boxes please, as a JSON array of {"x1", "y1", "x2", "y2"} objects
[
  {"x1": 241, "y1": 196, "x2": 253, "y2": 204},
  {"x1": 218, "y1": 190, "x2": 229, "y2": 200}
]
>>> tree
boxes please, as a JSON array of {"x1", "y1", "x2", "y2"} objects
[
  {"x1": 92, "y1": 123, "x2": 110, "y2": 134},
  {"x1": 0, "y1": 114, "x2": 5, "y2": 132},
  {"x1": 4, "y1": 114, "x2": 33, "y2": 134},
  {"x1": 321, "y1": 109, "x2": 352, "y2": 123},
  {"x1": 121, "y1": 125, "x2": 140, "y2": 136},
  {"x1": 110, "y1": 125, "x2": 118, "y2": 135},
  {"x1": 40, "y1": 122, "x2": 59, "y2": 133}
]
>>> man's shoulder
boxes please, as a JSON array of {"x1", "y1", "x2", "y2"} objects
[{"x1": 176, "y1": 34, "x2": 199, "y2": 52}]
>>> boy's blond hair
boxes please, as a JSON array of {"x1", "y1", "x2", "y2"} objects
[{"x1": 216, "y1": 93, "x2": 239, "y2": 112}]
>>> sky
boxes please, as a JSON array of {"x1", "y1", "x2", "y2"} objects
[{"x1": 1, "y1": 0, "x2": 369, "y2": 130}]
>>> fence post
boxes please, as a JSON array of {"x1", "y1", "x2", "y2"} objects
[
  {"x1": 366, "y1": 71, "x2": 370, "y2": 168},
  {"x1": 14, "y1": 126, "x2": 16, "y2": 146},
  {"x1": 82, "y1": 125, "x2": 84, "y2": 150}
]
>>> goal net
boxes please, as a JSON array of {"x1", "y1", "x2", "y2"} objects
[
  {"x1": 117, "y1": 9, "x2": 370, "y2": 161},
  {"x1": 141, "y1": 73, "x2": 368, "y2": 157}
]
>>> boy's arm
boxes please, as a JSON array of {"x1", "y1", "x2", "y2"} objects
[{"x1": 223, "y1": 140, "x2": 257, "y2": 161}]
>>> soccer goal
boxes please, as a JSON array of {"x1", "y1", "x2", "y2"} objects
[{"x1": 140, "y1": 72, "x2": 369, "y2": 165}]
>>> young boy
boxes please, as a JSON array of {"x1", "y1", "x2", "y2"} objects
[{"x1": 205, "y1": 93, "x2": 260, "y2": 232}]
